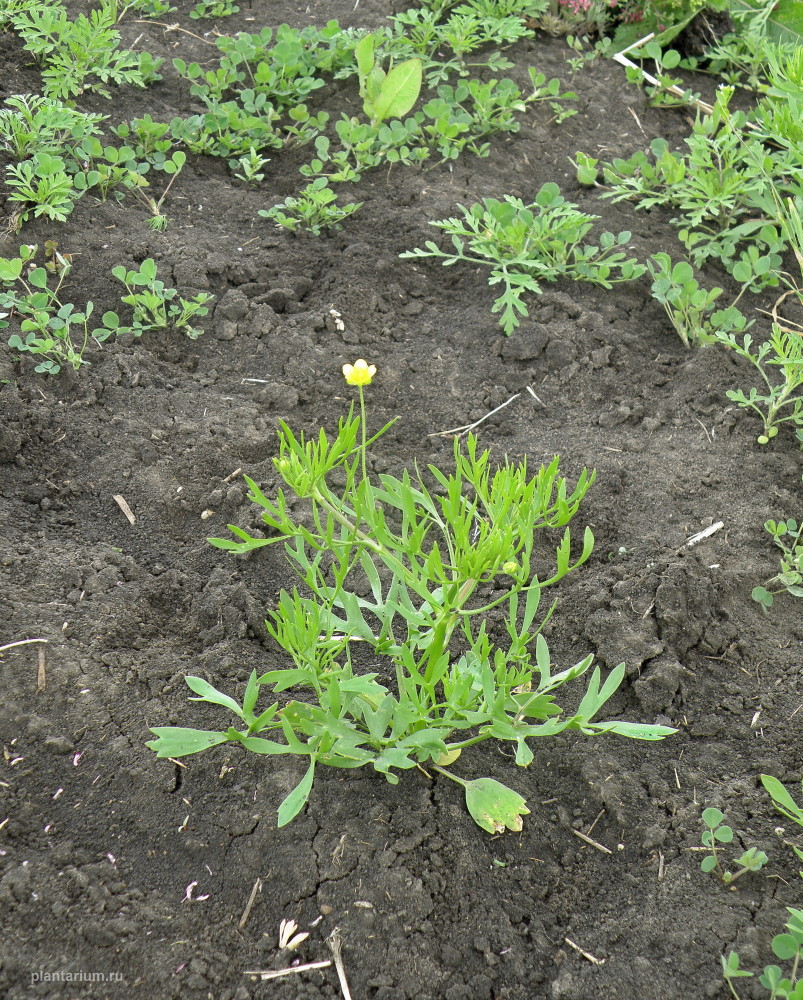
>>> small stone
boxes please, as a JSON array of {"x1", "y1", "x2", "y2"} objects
[
  {"x1": 215, "y1": 320, "x2": 238, "y2": 342},
  {"x1": 262, "y1": 288, "x2": 292, "y2": 312},
  {"x1": 499, "y1": 324, "x2": 549, "y2": 360},
  {"x1": 43, "y1": 735, "x2": 75, "y2": 754},
  {"x1": 214, "y1": 289, "x2": 249, "y2": 323}
]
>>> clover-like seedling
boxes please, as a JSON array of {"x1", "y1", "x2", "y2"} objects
[
  {"x1": 701, "y1": 808, "x2": 768, "y2": 884},
  {"x1": 721, "y1": 909, "x2": 803, "y2": 1000}
]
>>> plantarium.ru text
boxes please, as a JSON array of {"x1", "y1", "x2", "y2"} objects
[{"x1": 147, "y1": 362, "x2": 675, "y2": 832}]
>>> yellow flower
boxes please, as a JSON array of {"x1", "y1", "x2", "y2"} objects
[
  {"x1": 342, "y1": 359, "x2": 376, "y2": 386},
  {"x1": 502, "y1": 560, "x2": 519, "y2": 575}
]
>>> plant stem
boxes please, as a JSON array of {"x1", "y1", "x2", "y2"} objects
[
  {"x1": 431, "y1": 763, "x2": 467, "y2": 787},
  {"x1": 423, "y1": 576, "x2": 476, "y2": 686},
  {"x1": 358, "y1": 385, "x2": 368, "y2": 485}
]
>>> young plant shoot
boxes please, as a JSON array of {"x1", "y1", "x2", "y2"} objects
[{"x1": 148, "y1": 362, "x2": 675, "y2": 832}]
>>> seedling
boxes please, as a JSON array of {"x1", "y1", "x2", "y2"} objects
[
  {"x1": 722, "y1": 908, "x2": 803, "y2": 1000},
  {"x1": 752, "y1": 515, "x2": 803, "y2": 609},
  {"x1": 259, "y1": 178, "x2": 362, "y2": 235},
  {"x1": 190, "y1": 0, "x2": 239, "y2": 18},
  {"x1": 0, "y1": 94, "x2": 106, "y2": 159},
  {"x1": 624, "y1": 42, "x2": 700, "y2": 108},
  {"x1": 5, "y1": 152, "x2": 80, "y2": 227},
  {"x1": 147, "y1": 362, "x2": 675, "y2": 831},
  {"x1": 232, "y1": 148, "x2": 270, "y2": 184},
  {"x1": 127, "y1": 150, "x2": 186, "y2": 228},
  {"x1": 647, "y1": 253, "x2": 751, "y2": 348},
  {"x1": 386, "y1": 0, "x2": 545, "y2": 85},
  {"x1": 578, "y1": 87, "x2": 796, "y2": 285},
  {"x1": 401, "y1": 183, "x2": 643, "y2": 334},
  {"x1": 10, "y1": 1, "x2": 163, "y2": 100},
  {"x1": 104, "y1": 258, "x2": 212, "y2": 339},
  {"x1": 0, "y1": 244, "x2": 92, "y2": 374},
  {"x1": 715, "y1": 325, "x2": 803, "y2": 444},
  {"x1": 701, "y1": 807, "x2": 768, "y2": 884}
]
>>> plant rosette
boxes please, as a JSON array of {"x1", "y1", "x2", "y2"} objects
[{"x1": 148, "y1": 360, "x2": 675, "y2": 832}]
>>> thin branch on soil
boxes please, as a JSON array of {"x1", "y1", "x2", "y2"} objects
[
  {"x1": 243, "y1": 960, "x2": 332, "y2": 981},
  {"x1": 694, "y1": 417, "x2": 713, "y2": 444},
  {"x1": 238, "y1": 877, "x2": 262, "y2": 929},
  {"x1": 757, "y1": 288, "x2": 803, "y2": 334},
  {"x1": 133, "y1": 20, "x2": 214, "y2": 43},
  {"x1": 327, "y1": 928, "x2": 354, "y2": 1000},
  {"x1": 428, "y1": 392, "x2": 521, "y2": 438},
  {"x1": 36, "y1": 647, "x2": 46, "y2": 694},
  {"x1": 222, "y1": 468, "x2": 242, "y2": 483},
  {"x1": 585, "y1": 809, "x2": 605, "y2": 837},
  {"x1": 112, "y1": 494, "x2": 137, "y2": 525},
  {"x1": 0, "y1": 637, "x2": 48, "y2": 651},
  {"x1": 686, "y1": 522, "x2": 724, "y2": 547},
  {"x1": 613, "y1": 34, "x2": 715, "y2": 117},
  {"x1": 572, "y1": 829, "x2": 613, "y2": 855},
  {"x1": 564, "y1": 937, "x2": 606, "y2": 965},
  {"x1": 525, "y1": 385, "x2": 547, "y2": 407}
]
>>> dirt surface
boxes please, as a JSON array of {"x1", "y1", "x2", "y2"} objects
[{"x1": 1, "y1": 3, "x2": 802, "y2": 998}]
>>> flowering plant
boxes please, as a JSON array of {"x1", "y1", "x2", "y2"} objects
[{"x1": 148, "y1": 362, "x2": 674, "y2": 832}]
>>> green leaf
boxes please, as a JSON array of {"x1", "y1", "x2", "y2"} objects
[
  {"x1": 729, "y1": 0, "x2": 803, "y2": 42},
  {"x1": 242, "y1": 670, "x2": 260, "y2": 722},
  {"x1": 370, "y1": 58, "x2": 422, "y2": 124},
  {"x1": 761, "y1": 774, "x2": 803, "y2": 825},
  {"x1": 355, "y1": 33, "x2": 375, "y2": 82},
  {"x1": 772, "y1": 933, "x2": 801, "y2": 961},
  {"x1": 721, "y1": 951, "x2": 753, "y2": 980},
  {"x1": 185, "y1": 675, "x2": 244, "y2": 718},
  {"x1": 277, "y1": 758, "x2": 315, "y2": 827},
  {"x1": 240, "y1": 736, "x2": 288, "y2": 754},
  {"x1": 701, "y1": 856, "x2": 718, "y2": 872},
  {"x1": 463, "y1": 777, "x2": 530, "y2": 834},
  {"x1": 589, "y1": 720, "x2": 676, "y2": 740},
  {"x1": 752, "y1": 585, "x2": 773, "y2": 607},
  {"x1": 702, "y1": 807, "x2": 724, "y2": 827},
  {"x1": 514, "y1": 738, "x2": 533, "y2": 766},
  {"x1": 146, "y1": 727, "x2": 231, "y2": 757}
]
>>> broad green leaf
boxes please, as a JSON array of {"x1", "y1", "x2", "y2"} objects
[
  {"x1": 355, "y1": 33, "x2": 375, "y2": 82},
  {"x1": 373, "y1": 747, "x2": 419, "y2": 773},
  {"x1": 761, "y1": 774, "x2": 803, "y2": 824},
  {"x1": 146, "y1": 727, "x2": 230, "y2": 757},
  {"x1": 277, "y1": 759, "x2": 315, "y2": 827},
  {"x1": 772, "y1": 933, "x2": 801, "y2": 961},
  {"x1": 369, "y1": 58, "x2": 422, "y2": 124},
  {"x1": 463, "y1": 777, "x2": 530, "y2": 834},
  {"x1": 514, "y1": 738, "x2": 533, "y2": 766}
]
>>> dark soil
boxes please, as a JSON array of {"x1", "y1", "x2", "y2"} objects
[{"x1": 1, "y1": 3, "x2": 802, "y2": 999}]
